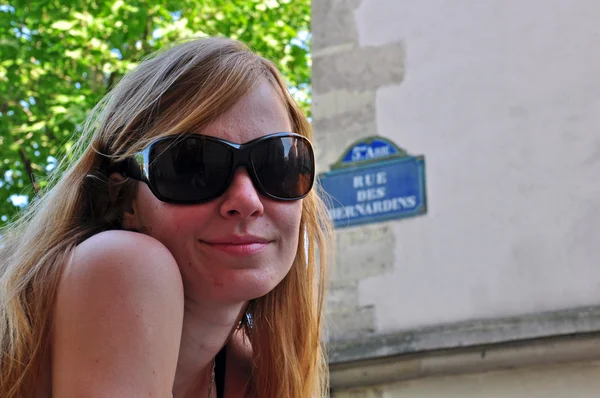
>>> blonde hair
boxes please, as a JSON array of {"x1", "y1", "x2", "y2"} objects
[{"x1": 0, "y1": 37, "x2": 333, "y2": 398}]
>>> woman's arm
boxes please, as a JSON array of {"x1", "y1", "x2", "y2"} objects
[{"x1": 51, "y1": 230, "x2": 184, "y2": 397}]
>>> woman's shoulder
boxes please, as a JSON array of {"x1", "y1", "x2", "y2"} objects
[
  {"x1": 74, "y1": 229, "x2": 176, "y2": 262},
  {"x1": 57, "y1": 229, "x2": 185, "y2": 330},
  {"x1": 58, "y1": 230, "x2": 184, "y2": 303},
  {"x1": 50, "y1": 230, "x2": 184, "y2": 395},
  {"x1": 67, "y1": 230, "x2": 183, "y2": 292}
]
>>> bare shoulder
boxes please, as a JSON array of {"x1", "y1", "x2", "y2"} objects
[
  {"x1": 61, "y1": 230, "x2": 184, "y2": 316},
  {"x1": 66, "y1": 229, "x2": 183, "y2": 287},
  {"x1": 52, "y1": 230, "x2": 184, "y2": 396}
]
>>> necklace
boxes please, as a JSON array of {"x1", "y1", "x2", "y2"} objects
[
  {"x1": 172, "y1": 358, "x2": 215, "y2": 398},
  {"x1": 207, "y1": 358, "x2": 216, "y2": 398}
]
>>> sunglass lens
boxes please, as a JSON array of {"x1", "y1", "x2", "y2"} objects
[
  {"x1": 251, "y1": 137, "x2": 314, "y2": 199},
  {"x1": 149, "y1": 137, "x2": 232, "y2": 202}
]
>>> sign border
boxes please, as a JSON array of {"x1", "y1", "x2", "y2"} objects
[
  {"x1": 318, "y1": 155, "x2": 428, "y2": 228},
  {"x1": 330, "y1": 135, "x2": 409, "y2": 170}
]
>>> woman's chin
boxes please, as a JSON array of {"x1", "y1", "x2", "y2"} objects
[{"x1": 207, "y1": 268, "x2": 286, "y2": 303}]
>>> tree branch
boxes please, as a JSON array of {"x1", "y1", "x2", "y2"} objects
[
  {"x1": 18, "y1": 147, "x2": 40, "y2": 195},
  {"x1": 141, "y1": 6, "x2": 153, "y2": 55},
  {"x1": 106, "y1": 72, "x2": 118, "y2": 93}
]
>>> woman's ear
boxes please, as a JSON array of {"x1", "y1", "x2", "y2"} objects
[
  {"x1": 108, "y1": 172, "x2": 127, "y2": 205},
  {"x1": 108, "y1": 172, "x2": 140, "y2": 231}
]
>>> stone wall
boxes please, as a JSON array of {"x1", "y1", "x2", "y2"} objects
[
  {"x1": 313, "y1": 0, "x2": 600, "y2": 341},
  {"x1": 312, "y1": 0, "x2": 406, "y2": 341},
  {"x1": 312, "y1": 0, "x2": 600, "y2": 396},
  {"x1": 334, "y1": 360, "x2": 600, "y2": 398}
]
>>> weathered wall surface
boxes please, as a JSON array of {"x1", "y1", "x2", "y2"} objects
[
  {"x1": 313, "y1": 0, "x2": 406, "y2": 341},
  {"x1": 334, "y1": 360, "x2": 600, "y2": 398},
  {"x1": 313, "y1": 0, "x2": 600, "y2": 342}
]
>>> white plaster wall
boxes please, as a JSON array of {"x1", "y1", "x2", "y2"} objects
[{"x1": 352, "y1": 0, "x2": 600, "y2": 331}]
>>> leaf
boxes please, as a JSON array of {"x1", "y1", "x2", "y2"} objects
[
  {"x1": 50, "y1": 106, "x2": 67, "y2": 114},
  {"x1": 65, "y1": 49, "x2": 82, "y2": 59},
  {"x1": 51, "y1": 21, "x2": 75, "y2": 30},
  {"x1": 111, "y1": 0, "x2": 124, "y2": 13}
]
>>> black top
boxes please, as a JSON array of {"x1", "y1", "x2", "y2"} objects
[{"x1": 214, "y1": 345, "x2": 227, "y2": 398}]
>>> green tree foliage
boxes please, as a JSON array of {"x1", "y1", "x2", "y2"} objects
[{"x1": 0, "y1": 0, "x2": 311, "y2": 225}]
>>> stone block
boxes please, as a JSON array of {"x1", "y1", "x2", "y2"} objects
[
  {"x1": 314, "y1": 122, "x2": 378, "y2": 173},
  {"x1": 331, "y1": 223, "x2": 395, "y2": 283},
  {"x1": 312, "y1": 0, "x2": 361, "y2": 51},
  {"x1": 313, "y1": 92, "x2": 376, "y2": 136},
  {"x1": 327, "y1": 305, "x2": 376, "y2": 340},
  {"x1": 332, "y1": 386, "x2": 384, "y2": 398},
  {"x1": 312, "y1": 92, "x2": 378, "y2": 173},
  {"x1": 312, "y1": 89, "x2": 375, "y2": 121},
  {"x1": 328, "y1": 280, "x2": 360, "y2": 311},
  {"x1": 313, "y1": 43, "x2": 405, "y2": 94}
]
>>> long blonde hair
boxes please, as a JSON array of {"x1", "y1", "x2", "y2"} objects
[{"x1": 0, "y1": 37, "x2": 333, "y2": 398}]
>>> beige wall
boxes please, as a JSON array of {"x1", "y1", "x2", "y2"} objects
[
  {"x1": 313, "y1": 0, "x2": 600, "y2": 395},
  {"x1": 314, "y1": 0, "x2": 600, "y2": 339},
  {"x1": 335, "y1": 360, "x2": 600, "y2": 398}
]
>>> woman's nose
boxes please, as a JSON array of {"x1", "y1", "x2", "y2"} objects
[{"x1": 219, "y1": 168, "x2": 264, "y2": 219}]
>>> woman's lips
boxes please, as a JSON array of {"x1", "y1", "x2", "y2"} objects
[
  {"x1": 201, "y1": 235, "x2": 271, "y2": 256},
  {"x1": 204, "y1": 242, "x2": 269, "y2": 255}
]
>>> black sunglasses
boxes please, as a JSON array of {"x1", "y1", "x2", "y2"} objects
[{"x1": 115, "y1": 132, "x2": 315, "y2": 204}]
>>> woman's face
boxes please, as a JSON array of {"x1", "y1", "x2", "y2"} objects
[{"x1": 124, "y1": 81, "x2": 302, "y2": 303}]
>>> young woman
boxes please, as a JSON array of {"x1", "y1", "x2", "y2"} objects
[{"x1": 0, "y1": 37, "x2": 332, "y2": 398}]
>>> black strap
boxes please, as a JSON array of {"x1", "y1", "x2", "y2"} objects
[{"x1": 215, "y1": 345, "x2": 227, "y2": 398}]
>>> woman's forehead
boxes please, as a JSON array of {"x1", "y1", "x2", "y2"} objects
[{"x1": 198, "y1": 81, "x2": 292, "y2": 144}]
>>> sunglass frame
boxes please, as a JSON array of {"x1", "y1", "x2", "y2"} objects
[{"x1": 119, "y1": 132, "x2": 316, "y2": 204}]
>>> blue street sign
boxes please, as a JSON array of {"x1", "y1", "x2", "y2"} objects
[
  {"x1": 340, "y1": 137, "x2": 402, "y2": 164},
  {"x1": 319, "y1": 137, "x2": 427, "y2": 228}
]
